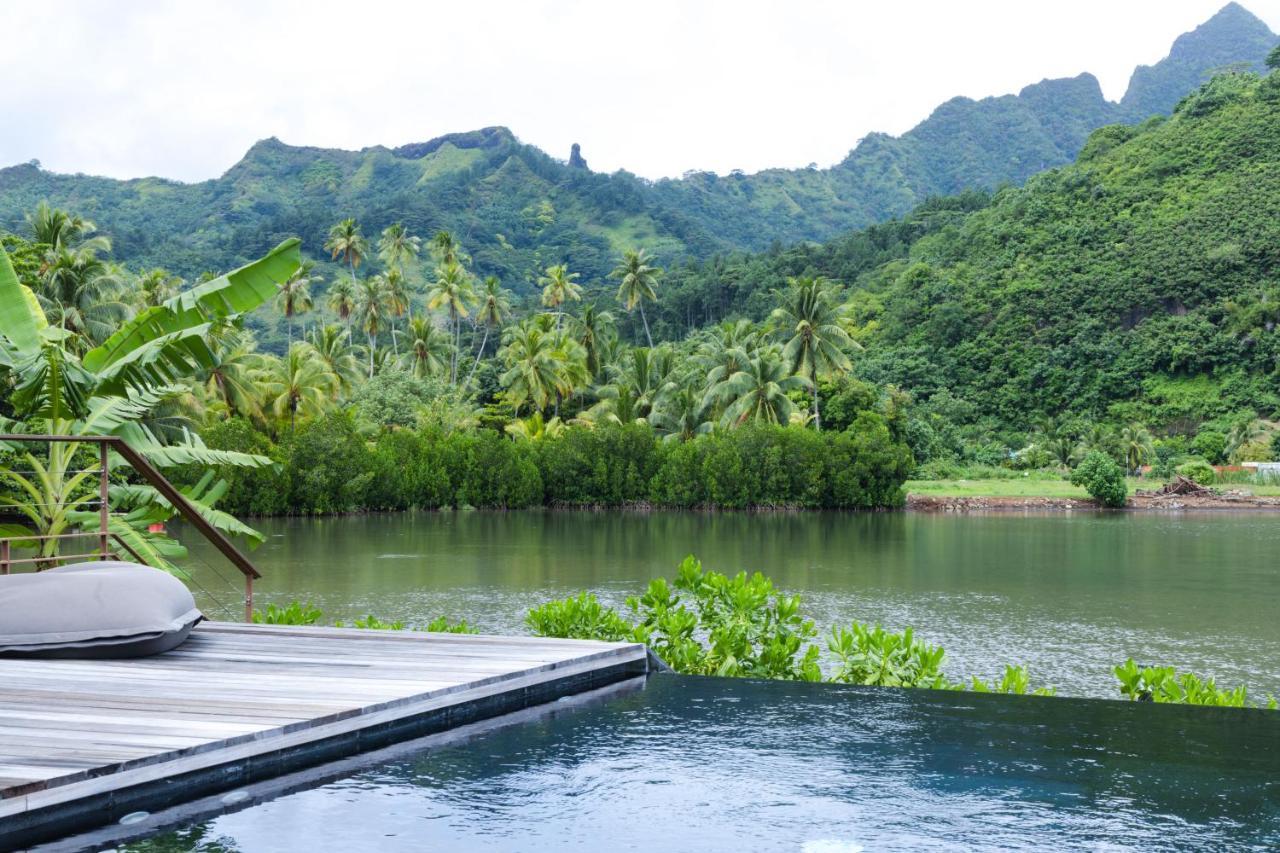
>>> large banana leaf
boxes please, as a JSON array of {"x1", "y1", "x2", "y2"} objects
[
  {"x1": 84, "y1": 239, "x2": 301, "y2": 374},
  {"x1": 89, "y1": 323, "x2": 218, "y2": 396},
  {"x1": 75, "y1": 388, "x2": 187, "y2": 436},
  {"x1": 107, "y1": 481, "x2": 265, "y2": 547},
  {"x1": 0, "y1": 248, "x2": 46, "y2": 357},
  {"x1": 64, "y1": 509, "x2": 187, "y2": 574}
]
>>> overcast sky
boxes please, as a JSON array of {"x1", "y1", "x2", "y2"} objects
[{"x1": 4, "y1": 1, "x2": 1277, "y2": 183}]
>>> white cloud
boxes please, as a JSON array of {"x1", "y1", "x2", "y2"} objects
[{"x1": 3, "y1": 0, "x2": 1277, "y2": 182}]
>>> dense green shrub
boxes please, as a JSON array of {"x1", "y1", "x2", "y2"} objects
[
  {"x1": 536, "y1": 424, "x2": 661, "y2": 506},
  {"x1": 367, "y1": 430, "x2": 454, "y2": 510},
  {"x1": 1192, "y1": 430, "x2": 1227, "y2": 464},
  {"x1": 649, "y1": 421, "x2": 910, "y2": 509},
  {"x1": 445, "y1": 430, "x2": 542, "y2": 508},
  {"x1": 824, "y1": 413, "x2": 913, "y2": 507},
  {"x1": 349, "y1": 371, "x2": 452, "y2": 431},
  {"x1": 184, "y1": 418, "x2": 288, "y2": 516},
  {"x1": 282, "y1": 412, "x2": 375, "y2": 514},
  {"x1": 1177, "y1": 458, "x2": 1217, "y2": 485},
  {"x1": 1070, "y1": 451, "x2": 1128, "y2": 507}
]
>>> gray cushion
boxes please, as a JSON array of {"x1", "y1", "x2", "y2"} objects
[{"x1": 0, "y1": 561, "x2": 203, "y2": 658}]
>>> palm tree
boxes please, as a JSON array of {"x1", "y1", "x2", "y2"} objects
[
  {"x1": 275, "y1": 260, "x2": 316, "y2": 346},
  {"x1": 324, "y1": 218, "x2": 368, "y2": 285},
  {"x1": 308, "y1": 324, "x2": 363, "y2": 397},
  {"x1": 769, "y1": 276, "x2": 856, "y2": 431},
  {"x1": 381, "y1": 269, "x2": 411, "y2": 353},
  {"x1": 705, "y1": 348, "x2": 810, "y2": 428},
  {"x1": 203, "y1": 330, "x2": 268, "y2": 423},
  {"x1": 466, "y1": 276, "x2": 513, "y2": 386},
  {"x1": 572, "y1": 303, "x2": 615, "y2": 381},
  {"x1": 612, "y1": 248, "x2": 661, "y2": 347},
  {"x1": 498, "y1": 319, "x2": 563, "y2": 414},
  {"x1": 1225, "y1": 417, "x2": 1266, "y2": 463},
  {"x1": 326, "y1": 278, "x2": 357, "y2": 339},
  {"x1": 430, "y1": 230, "x2": 465, "y2": 266},
  {"x1": 353, "y1": 277, "x2": 388, "y2": 377},
  {"x1": 426, "y1": 261, "x2": 474, "y2": 384},
  {"x1": 1120, "y1": 423, "x2": 1156, "y2": 474},
  {"x1": 136, "y1": 269, "x2": 181, "y2": 308},
  {"x1": 263, "y1": 343, "x2": 338, "y2": 430},
  {"x1": 37, "y1": 246, "x2": 130, "y2": 349},
  {"x1": 378, "y1": 222, "x2": 421, "y2": 276},
  {"x1": 402, "y1": 316, "x2": 452, "y2": 379},
  {"x1": 649, "y1": 384, "x2": 712, "y2": 442},
  {"x1": 539, "y1": 264, "x2": 583, "y2": 329},
  {"x1": 27, "y1": 201, "x2": 105, "y2": 255}
]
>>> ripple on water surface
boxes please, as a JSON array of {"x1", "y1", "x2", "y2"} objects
[{"x1": 124, "y1": 674, "x2": 1279, "y2": 852}]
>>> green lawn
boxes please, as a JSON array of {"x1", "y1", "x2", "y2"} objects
[
  {"x1": 905, "y1": 477, "x2": 1092, "y2": 498},
  {"x1": 907, "y1": 476, "x2": 1280, "y2": 499}
]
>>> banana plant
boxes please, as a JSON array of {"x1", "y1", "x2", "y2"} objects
[{"x1": 0, "y1": 239, "x2": 301, "y2": 568}]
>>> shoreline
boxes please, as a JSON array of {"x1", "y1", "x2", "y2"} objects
[{"x1": 906, "y1": 493, "x2": 1280, "y2": 512}]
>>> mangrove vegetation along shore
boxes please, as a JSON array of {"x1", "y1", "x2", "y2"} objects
[{"x1": 252, "y1": 555, "x2": 1279, "y2": 711}]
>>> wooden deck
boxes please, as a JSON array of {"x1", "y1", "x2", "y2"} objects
[{"x1": 0, "y1": 622, "x2": 649, "y2": 849}]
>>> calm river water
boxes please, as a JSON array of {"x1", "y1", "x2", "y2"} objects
[{"x1": 182, "y1": 510, "x2": 1280, "y2": 699}]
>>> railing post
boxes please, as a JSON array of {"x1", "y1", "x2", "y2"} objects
[
  {"x1": 99, "y1": 442, "x2": 111, "y2": 561},
  {"x1": 1, "y1": 540, "x2": 9, "y2": 575},
  {"x1": 245, "y1": 575, "x2": 254, "y2": 623}
]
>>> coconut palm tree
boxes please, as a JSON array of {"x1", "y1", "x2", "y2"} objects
[
  {"x1": 539, "y1": 264, "x2": 583, "y2": 329},
  {"x1": 308, "y1": 324, "x2": 363, "y2": 397},
  {"x1": 1120, "y1": 423, "x2": 1156, "y2": 474},
  {"x1": 612, "y1": 248, "x2": 661, "y2": 347},
  {"x1": 430, "y1": 230, "x2": 466, "y2": 266},
  {"x1": 353, "y1": 277, "x2": 388, "y2": 377},
  {"x1": 705, "y1": 348, "x2": 810, "y2": 428},
  {"x1": 324, "y1": 218, "x2": 368, "y2": 285},
  {"x1": 203, "y1": 330, "x2": 268, "y2": 423},
  {"x1": 426, "y1": 261, "x2": 474, "y2": 384},
  {"x1": 275, "y1": 260, "x2": 316, "y2": 347},
  {"x1": 770, "y1": 276, "x2": 855, "y2": 431},
  {"x1": 572, "y1": 303, "x2": 615, "y2": 381},
  {"x1": 326, "y1": 278, "x2": 357, "y2": 339},
  {"x1": 378, "y1": 222, "x2": 421, "y2": 276},
  {"x1": 466, "y1": 276, "x2": 512, "y2": 386},
  {"x1": 1225, "y1": 417, "x2": 1267, "y2": 463},
  {"x1": 26, "y1": 202, "x2": 105, "y2": 255},
  {"x1": 136, "y1": 269, "x2": 182, "y2": 308},
  {"x1": 402, "y1": 316, "x2": 452, "y2": 379},
  {"x1": 498, "y1": 319, "x2": 563, "y2": 415},
  {"x1": 263, "y1": 343, "x2": 338, "y2": 431},
  {"x1": 649, "y1": 384, "x2": 712, "y2": 443},
  {"x1": 37, "y1": 245, "x2": 131, "y2": 349},
  {"x1": 380, "y1": 269, "x2": 411, "y2": 353}
]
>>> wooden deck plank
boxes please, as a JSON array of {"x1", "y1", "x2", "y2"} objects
[{"x1": 0, "y1": 621, "x2": 649, "y2": 849}]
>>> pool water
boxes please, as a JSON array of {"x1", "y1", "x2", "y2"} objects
[{"x1": 123, "y1": 674, "x2": 1279, "y2": 852}]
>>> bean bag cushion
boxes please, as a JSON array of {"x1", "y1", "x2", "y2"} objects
[{"x1": 0, "y1": 561, "x2": 203, "y2": 658}]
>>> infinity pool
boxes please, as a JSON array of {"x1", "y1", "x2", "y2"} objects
[{"x1": 118, "y1": 675, "x2": 1278, "y2": 852}]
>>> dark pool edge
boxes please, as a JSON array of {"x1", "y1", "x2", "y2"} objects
[{"x1": 5, "y1": 658, "x2": 650, "y2": 852}]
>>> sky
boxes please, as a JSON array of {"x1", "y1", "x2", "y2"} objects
[{"x1": 3, "y1": 0, "x2": 1278, "y2": 183}]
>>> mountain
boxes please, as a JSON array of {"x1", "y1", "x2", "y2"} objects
[
  {"x1": 0, "y1": 4, "x2": 1274, "y2": 290},
  {"x1": 659, "y1": 69, "x2": 1280, "y2": 432}
]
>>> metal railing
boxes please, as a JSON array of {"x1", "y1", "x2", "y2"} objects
[{"x1": 0, "y1": 434, "x2": 261, "y2": 621}]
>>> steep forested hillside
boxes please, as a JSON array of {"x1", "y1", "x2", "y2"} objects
[
  {"x1": 663, "y1": 70, "x2": 1280, "y2": 432},
  {"x1": 0, "y1": 5, "x2": 1272, "y2": 288}
]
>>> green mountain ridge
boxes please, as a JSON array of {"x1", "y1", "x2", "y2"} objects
[
  {"x1": 658, "y1": 69, "x2": 1280, "y2": 433},
  {"x1": 0, "y1": 3, "x2": 1274, "y2": 293}
]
